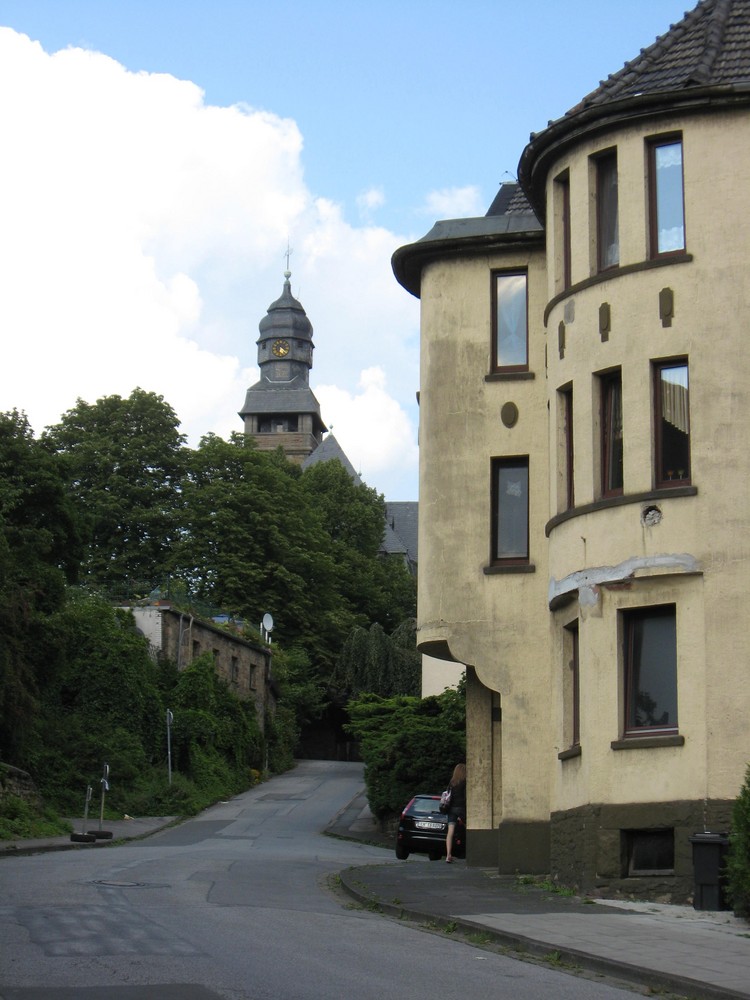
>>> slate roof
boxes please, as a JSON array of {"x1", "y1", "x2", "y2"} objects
[
  {"x1": 300, "y1": 433, "x2": 362, "y2": 484},
  {"x1": 570, "y1": 0, "x2": 750, "y2": 113},
  {"x1": 384, "y1": 501, "x2": 419, "y2": 565},
  {"x1": 519, "y1": 0, "x2": 750, "y2": 216},
  {"x1": 239, "y1": 378, "x2": 326, "y2": 420},
  {"x1": 485, "y1": 182, "x2": 537, "y2": 218},
  {"x1": 257, "y1": 275, "x2": 314, "y2": 344}
]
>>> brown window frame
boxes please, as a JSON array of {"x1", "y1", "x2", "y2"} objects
[
  {"x1": 560, "y1": 384, "x2": 575, "y2": 510},
  {"x1": 623, "y1": 604, "x2": 678, "y2": 738},
  {"x1": 596, "y1": 150, "x2": 619, "y2": 272},
  {"x1": 647, "y1": 134, "x2": 686, "y2": 259},
  {"x1": 654, "y1": 358, "x2": 690, "y2": 489},
  {"x1": 491, "y1": 270, "x2": 529, "y2": 373},
  {"x1": 600, "y1": 369, "x2": 623, "y2": 498},
  {"x1": 566, "y1": 620, "x2": 580, "y2": 748},
  {"x1": 490, "y1": 456, "x2": 529, "y2": 565},
  {"x1": 556, "y1": 171, "x2": 572, "y2": 290}
]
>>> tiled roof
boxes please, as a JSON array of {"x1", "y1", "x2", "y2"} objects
[
  {"x1": 486, "y1": 183, "x2": 537, "y2": 218},
  {"x1": 570, "y1": 0, "x2": 750, "y2": 114}
]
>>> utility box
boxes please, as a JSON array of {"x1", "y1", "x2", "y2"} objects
[{"x1": 690, "y1": 832, "x2": 730, "y2": 911}]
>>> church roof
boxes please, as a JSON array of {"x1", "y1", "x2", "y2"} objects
[
  {"x1": 239, "y1": 378, "x2": 326, "y2": 422},
  {"x1": 257, "y1": 273, "x2": 314, "y2": 344},
  {"x1": 300, "y1": 433, "x2": 362, "y2": 483},
  {"x1": 384, "y1": 501, "x2": 419, "y2": 565}
]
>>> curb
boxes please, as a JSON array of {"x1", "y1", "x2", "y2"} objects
[{"x1": 338, "y1": 865, "x2": 749, "y2": 1000}]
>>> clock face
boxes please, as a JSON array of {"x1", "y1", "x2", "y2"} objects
[{"x1": 272, "y1": 339, "x2": 290, "y2": 357}]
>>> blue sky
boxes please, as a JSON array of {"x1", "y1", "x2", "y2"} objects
[{"x1": 1, "y1": 1, "x2": 692, "y2": 499}]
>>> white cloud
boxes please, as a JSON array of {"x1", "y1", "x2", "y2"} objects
[
  {"x1": 356, "y1": 186, "x2": 385, "y2": 220},
  {"x1": 316, "y1": 368, "x2": 418, "y2": 499},
  {"x1": 0, "y1": 28, "x2": 420, "y2": 498},
  {"x1": 423, "y1": 184, "x2": 484, "y2": 218}
]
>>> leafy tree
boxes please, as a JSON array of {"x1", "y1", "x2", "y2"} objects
[
  {"x1": 0, "y1": 410, "x2": 79, "y2": 762},
  {"x1": 300, "y1": 459, "x2": 416, "y2": 631},
  {"x1": 43, "y1": 388, "x2": 186, "y2": 596},
  {"x1": 346, "y1": 682, "x2": 465, "y2": 819},
  {"x1": 174, "y1": 434, "x2": 351, "y2": 669}
]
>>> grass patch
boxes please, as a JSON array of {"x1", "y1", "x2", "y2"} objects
[{"x1": 0, "y1": 795, "x2": 71, "y2": 840}]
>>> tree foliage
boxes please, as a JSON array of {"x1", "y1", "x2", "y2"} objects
[
  {"x1": 0, "y1": 410, "x2": 79, "y2": 760},
  {"x1": 334, "y1": 620, "x2": 421, "y2": 697},
  {"x1": 42, "y1": 388, "x2": 186, "y2": 595},
  {"x1": 346, "y1": 681, "x2": 466, "y2": 819},
  {"x1": 1, "y1": 391, "x2": 420, "y2": 814}
]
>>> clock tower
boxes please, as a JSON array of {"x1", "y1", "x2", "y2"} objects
[{"x1": 239, "y1": 270, "x2": 327, "y2": 462}]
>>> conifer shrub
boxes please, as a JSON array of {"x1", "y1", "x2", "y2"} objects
[
  {"x1": 346, "y1": 681, "x2": 465, "y2": 819},
  {"x1": 727, "y1": 763, "x2": 750, "y2": 917}
]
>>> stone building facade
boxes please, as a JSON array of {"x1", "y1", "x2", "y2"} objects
[
  {"x1": 393, "y1": 0, "x2": 750, "y2": 900},
  {"x1": 130, "y1": 606, "x2": 275, "y2": 733}
]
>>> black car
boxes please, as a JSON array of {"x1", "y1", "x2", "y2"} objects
[{"x1": 395, "y1": 794, "x2": 465, "y2": 861}]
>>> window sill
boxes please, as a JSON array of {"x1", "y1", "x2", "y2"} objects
[
  {"x1": 485, "y1": 371, "x2": 535, "y2": 382},
  {"x1": 611, "y1": 734, "x2": 684, "y2": 750},
  {"x1": 546, "y1": 485, "x2": 697, "y2": 536},
  {"x1": 484, "y1": 563, "x2": 536, "y2": 575},
  {"x1": 558, "y1": 745, "x2": 581, "y2": 761}
]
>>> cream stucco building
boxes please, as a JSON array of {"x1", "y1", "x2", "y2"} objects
[{"x1": 393, "y1": 0, "x2": 750, "y2": 899}]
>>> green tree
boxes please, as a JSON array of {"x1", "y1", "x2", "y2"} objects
[
  {"x1": 43, "y1": 388, "x2": 186, "y2": 596},
  {"x1": 333, "y1": 619, "x2": 421, "y2": 697},
  {"x1": 175, "y1": 434, "x2": 350, "y2": 669},
  {"x1": 300, "y1": 460, "x2": 416, "y2": 631},
  {"x1": 0, "y1": 410, "x2": 79, "y2": 762}
]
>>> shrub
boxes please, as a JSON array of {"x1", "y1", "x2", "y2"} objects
[
  {"x1": 346, "y1": 682, "x2": 465, "y2": 819},
  {"x1": 727, "y1": 763, "x2": 750, "y2": 917},
  {"x1": 0, "y1": 794, "x2": 71, "y2": 840}
]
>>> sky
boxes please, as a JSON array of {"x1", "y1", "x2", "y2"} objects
[{"x1": 0, "y1": 0, "x2": 693, "y2": 500}]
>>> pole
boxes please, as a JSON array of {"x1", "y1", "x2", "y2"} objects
[
  {"x1": 166, "y1": 709, "x2": 174, "y2": 785},
  {"x1": 99, "y1": 763, "x2": 109, "y2": 831}
]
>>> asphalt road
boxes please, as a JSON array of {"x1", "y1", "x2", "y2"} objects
[{"x1": 0, "y1": 761, "x2": 639, "y2": 1000}]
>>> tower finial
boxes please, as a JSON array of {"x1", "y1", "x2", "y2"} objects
[{"x1": 284, "y1": 240, "x2": 293, "y2": 279}]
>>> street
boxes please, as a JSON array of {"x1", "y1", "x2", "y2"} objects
[{"x1": 0, "y1": 761, "x2": 637, "y2": 999}]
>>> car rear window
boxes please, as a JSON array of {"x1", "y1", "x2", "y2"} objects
[{"x1": 411, "y1": 797, "x2": 441, "y2": 815}]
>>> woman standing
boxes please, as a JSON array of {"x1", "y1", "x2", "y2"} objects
[{"x1": 445, "y1": 762, "x2": 466, "y2": 862}]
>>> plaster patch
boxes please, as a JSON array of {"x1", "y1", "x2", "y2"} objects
[{"x1": 549, "y1": 553, "x2": 699, "y2": 607}]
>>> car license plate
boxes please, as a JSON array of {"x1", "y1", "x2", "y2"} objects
[{"x1": 416, "y1": 821, "x2": 443, "y2": 830}]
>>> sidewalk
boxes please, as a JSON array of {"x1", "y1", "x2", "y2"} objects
[
  {"x1": 331, "y1": 792, "x2": 750, "y2": 1000},
  {"x1": 0, "y1": 815, "x2": 177, "y2": 856}
]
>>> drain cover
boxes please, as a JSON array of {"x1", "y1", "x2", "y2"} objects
[{"x1": 92, "y1": 879, "x2": 149, "y2": 888}]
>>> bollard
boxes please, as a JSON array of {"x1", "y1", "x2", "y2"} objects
[
  {"x1": 93, "y1": 763, "x2": 113, "y2": 840},
  {"x1": 70, "y1": 786, "x2": 96, "y2": 843}
]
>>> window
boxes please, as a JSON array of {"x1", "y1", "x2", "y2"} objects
[
  {"x1": 624, "y1": 829, "x2": 674, "y2": 876},
  {"x1": 600, "y1": 370, "x2": 623, "y2": 497},
  {"x1": 623, "y1": 605, "x2": 677, "y2": 736},
  {"x1": 492, "y1": 272, "x2": 528, "y2": 371},
  {"x1": 558, "y1": 385, "x2": 574, "y2": 509},
  {"x1": 654, "y1": 361, "x2": 690, "y2": 487},
  {"x1": 555, "y1": 171, "x2": 572, "y2": 290},
  {"x1": 563, "y1": 620, "x2": 580, "y2": 749},
  {"x1": 596, "y1": 151, "x2": 619, "y2": 271},
  {"x1": 648, "y1": 137, "x2": 685, "y2": 257},
  {"x1": 491, "y1": 457, "x2": 529, "y2": 563}
]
